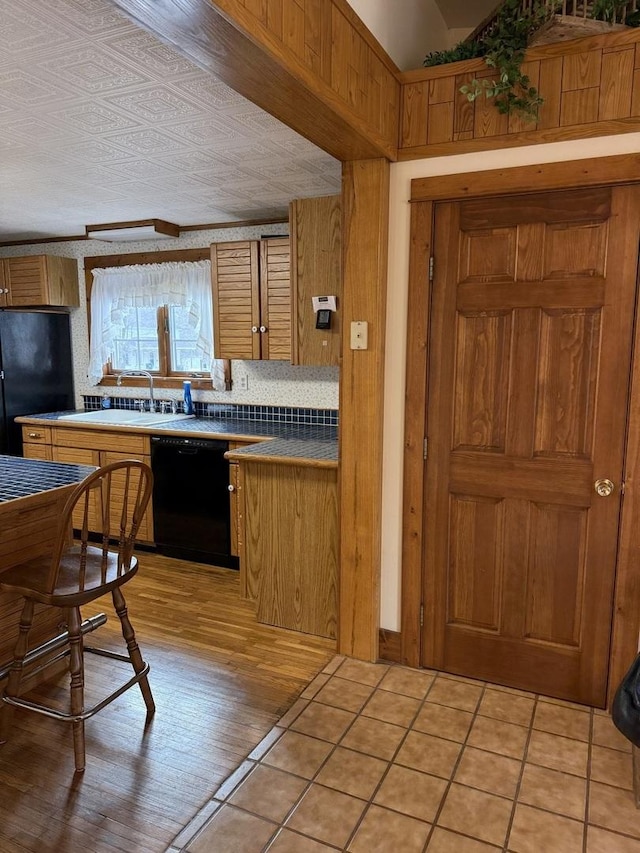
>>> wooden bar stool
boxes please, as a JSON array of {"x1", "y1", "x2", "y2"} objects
[{"x1": 0, "y1": 459, "x2": 155, "y2": 773}]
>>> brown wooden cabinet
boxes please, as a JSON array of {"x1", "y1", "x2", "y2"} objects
[
  {"x1": 211, "y1": 237, "x2": 291, "y2": 361},
  {"x1": 290, "y1": 195, "x2": 342, "y2": 366},
  {"x1": 240, "y1": 458, "x2": 338, "y2": 639},
  {"x1": 2, "y1": 255, "x2": 79, "y2": 308},
  {"x1": 22, "y1": 426, "x2": 153, "y2": 542}
]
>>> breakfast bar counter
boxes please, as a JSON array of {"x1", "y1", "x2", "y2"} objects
[{"x1": 0, "y1": 455, "x2": 95, "y2": 674}]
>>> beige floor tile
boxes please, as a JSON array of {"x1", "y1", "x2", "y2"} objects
[
  {"x1": 313, "y1": 677, "x2": 374, "y2": 713},
  {"x1": 533, "y1": 701, "x2": 591, "y2": 742},
  {"x1": 590, "y1": 745, "x2": 633, "y2": 790},
  {"x1": 589, "y1": 781, "x2": 640, "y2": 839},
  {"x1": 278, "y1": 698, "x2": 310, "y2": 728},
  {"x1": 477, "y1": 688, "x2": 534, "y2": 728},
  {"x1": 427, "y1": 827, "x2": 503, "y2": 852},
  {"x1": 215, "y1": 760, "x2": 256, "y2": 799},
  {"x1": 508, "y1": 803, "x2": 584, "y2": 853},
  {"x1": 454, "y1": 746, "x2": 522, "y2": 799},
  {"x1": 262, "y1": 730, "x2": 334, "y2": 779},
  {"x1": 248, "y1": 727, "x2": 285, "y2": 761},
  {"x1": 301, "y1": 673, "x2": 331, "y2": 700},
  {"x1": 336, "y1": 658, "x2": 389, "y2": 687},
  {"x1": 347, "y1": 804, "x2": 431, "y2": 853},
  {"x1": 395, "y1": 731, "x2": 462, "y2": 779},
  {"x1": 187, "y1": 804, "x2": 277, "y2": 853},
  {"x1": 426, "y1": 677, "x2": 483, "y2": 712},
  {"x1": 379, "y1": 666, "x2": 435, "y2": 699},
  {"x1": 267, "y1": 829, "x2": 337, "y2": 852},
  {"x1": 586, "y1": 826, "x2": 640, "y2": 853},
  {"x1": 315, "y1": 747, "x2": 388, "y2": 799},
  {"x1": 290, "y1": 701, "x2": 355, "y2": 743},
  {"x1": 322, "y1": 655, "x2": 345, "y2": 675},
  {"x1": 340, "y1": 715, "x2": 406, "y2": 760},
  {"x1": 285, "y1": 783, "x2": 366, "y2": 848},
  {"x1": 517, "y1": 763, "x2": 586, "y2": 820},
  {"x1": 592, "y1": 714, "x2": 632, "y2": 753},
  {"x1": 438, "y1": 672, "x2": 486, "y2": 688},
  {"x1": 539, "y1": 695, "x2": 593, "y2": 712},
  {"x1": 228, "y1": 764, "x2": 308, "y2": 823},
  {"x1": 413, "y1": 701, "x2": 474, "y2": 742},
  {"x1": 467, "y1": 715, "x2": 529, "y2": 760},
  {"x1": 437, "y1": 783, "x2": 512, "y2": 847},
  {"x1": 373, "y1": 765, "x2": 447, "y2": 822},
  {"x1": 361, "y1": 689, "x2": 421, "y2": 727},
  {"x1": 526, "y1": 729, "x2": 589, "y2": 777},
  {"x1": 486, "y1": 682, "x2": 536, "y2": 699}
]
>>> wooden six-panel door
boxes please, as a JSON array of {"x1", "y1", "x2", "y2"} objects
[{"x1": 422, "y1": 185, "x2": 640, "y2": 707}]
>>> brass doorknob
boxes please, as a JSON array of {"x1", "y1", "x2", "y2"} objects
[{"x1": 594, "y1": 479, "x2": 615, "y2": 497}]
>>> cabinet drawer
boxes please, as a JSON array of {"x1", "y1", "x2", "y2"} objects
[
  {"x1": 52, "y1": 427, "x2": 149, "y2": 455},
  {"x1": 23, "y1": 442, "x2": 52, "y2": 461},
  {"x1": 52, "y1": 446, "x2": 100, "y2": 467},
  {"x1": 22, "y1": 425, "x2": 52, "y2": 445}
]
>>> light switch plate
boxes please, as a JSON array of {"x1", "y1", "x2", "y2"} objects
[{"x1": 350, "y1": 321, "x2": 368, "y2": 350}]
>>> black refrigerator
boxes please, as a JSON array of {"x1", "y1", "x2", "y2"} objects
[{"x1": 0, "y1": 310, "x2": 74, "y2": 456}]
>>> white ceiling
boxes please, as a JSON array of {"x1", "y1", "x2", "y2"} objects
[{"x1": 0, "y1": 0, "x2": 490, "y2": 243}]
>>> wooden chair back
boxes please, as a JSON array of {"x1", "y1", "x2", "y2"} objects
[{"x1": 44, "y1": 459, "x2": 153, "y2": 594}]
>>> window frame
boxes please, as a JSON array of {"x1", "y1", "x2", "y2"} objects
[{"x1": 85, "y1": 246, "x2": 230, "y2": 392}]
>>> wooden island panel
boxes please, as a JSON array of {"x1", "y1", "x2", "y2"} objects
[
  {"x1": 242, "y1": 460, "x2": 338, "y2": 639},
  {"x1": 0, "y1": 487, "x2": 75, "y2": 674}
]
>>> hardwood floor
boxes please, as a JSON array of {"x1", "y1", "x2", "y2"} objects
[{"x1": 0, "y1": 553, "x2": 336, "y2": 853}]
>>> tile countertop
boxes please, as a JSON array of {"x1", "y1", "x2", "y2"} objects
[
  {"x1": 17, "y1": 411, "x2": 338, "y2": 467},
  {"x1": 0, "y1": 455, "x2": 96, "y2": 504}
]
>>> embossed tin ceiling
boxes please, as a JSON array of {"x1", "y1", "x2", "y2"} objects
[
  {"x1": 1, "y1": 1, "x2": 491, "y2": 243},
  {"x1": 0, "y1": 0, "x2": 342, "y2": 242}
]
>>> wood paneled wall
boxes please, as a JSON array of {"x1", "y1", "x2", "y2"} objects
[
  {"x1": 400, "y1": 28, "x2": 640, "y2": 159},
  {"x1": 339, "y1": 159, "x2": 389, "y2": 661},
  {"x1": 112, "y1": 0, "x2": 400, "y2": 162}
]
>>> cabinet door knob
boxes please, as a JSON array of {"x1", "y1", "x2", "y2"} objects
[
  {"x1": 251, "y1": 326, "x2": 258, "y2": 333},
  {"x1": 259, "y1": 325, "x2": 267, "y2": 333},
  {"x1": 228, "y1": 484, "x2": 235, "y2": 492}
]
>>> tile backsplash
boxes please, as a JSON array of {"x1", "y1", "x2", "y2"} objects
[{"x1": 83, "y1": 396, "x2": 339, "y2": 427}]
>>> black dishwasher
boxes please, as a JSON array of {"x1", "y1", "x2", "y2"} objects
[{"x1": 150, "y1": 436, "x2": 238, "y2": 569}]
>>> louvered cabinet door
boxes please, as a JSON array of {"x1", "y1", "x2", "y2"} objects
[
  {"x1": 211, "y1": 241, "x2": 261, "y2": 359},
  {"x1": 260, "y1": 237, "x2": 291, "y2": 361},
  {"x1": 3, "y1": 255, "x2": 79, "y2": 307}
]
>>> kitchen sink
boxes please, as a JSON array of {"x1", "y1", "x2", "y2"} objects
[{"x1": 58, "y1": 410, "x2": 196, "y2": 426}]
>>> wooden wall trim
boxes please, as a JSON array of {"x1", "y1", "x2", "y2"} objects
[
  {"x1": 112, "y1": 0, "x2": 400, "y2": 162},
  {"x1": 399, "y1": 27, "x2": 640, "y2": 160},
  {"x1": 401, "y1": 201, "x2": 433, "y2": 669},
  {"x1": 379, "y1": 629, "x2": 402, "y2": 663},
  {"x1": 411, "y1": 152, "x2": 640, "y2": 202},
  {"x1": 402, "y1": 158, "x2": 640, "y2": 706},
  {"x1": 339, "y1": 159, "x2": 389, "y2": 661}
]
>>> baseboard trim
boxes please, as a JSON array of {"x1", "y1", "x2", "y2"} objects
[{"x1": 378, "y1": 629, "x2": 402, "y2": 663}]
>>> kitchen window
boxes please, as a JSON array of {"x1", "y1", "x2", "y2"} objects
[{"x1": 88, "y1": 259, "x2": 226, "y2": 389}]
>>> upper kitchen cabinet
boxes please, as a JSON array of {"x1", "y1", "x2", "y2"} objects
[
  {"x1": 290, "y1": 195, "x2": 342, "y2": 367},
  {"x1": 211, "y1": 237, "x2": 291, "y2": 361},
  {"x1": 0, "y1": 255, "x2": 79, "y2": 308}
]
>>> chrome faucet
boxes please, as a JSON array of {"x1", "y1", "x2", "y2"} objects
[{"x1": 117, "y1": 370, "x2": 156, "y2": 413}]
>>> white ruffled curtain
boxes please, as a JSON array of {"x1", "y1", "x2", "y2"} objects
[{"x1": 88, "y1": 260, "x2": 226, "y2": 389}]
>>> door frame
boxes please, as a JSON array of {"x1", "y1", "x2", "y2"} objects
[{"x1": 401, "y1": 153, "x2": 640, "y2": 706}]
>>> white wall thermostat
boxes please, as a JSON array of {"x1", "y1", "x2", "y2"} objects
[{"x1": 312, "y1": 295, "x2": 337, "y2": 330}]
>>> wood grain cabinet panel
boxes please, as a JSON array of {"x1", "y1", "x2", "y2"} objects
[
  {"x1": 24, "y1": 426, "x2": 153, "y2": 543},
  {"x1": 242, "y1": 460, "x2": 338, "y2": 639},
  {"x1": 290, "y1": 195, "x2": 342, "y2": 366},
  {"x1": 212, "y1": 238, "x2": 291, "y2": 361},
  {"x1": 2, "y1": 255, "x2": 79, "y2": 308}
]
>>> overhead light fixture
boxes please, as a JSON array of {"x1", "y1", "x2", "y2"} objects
[{"x1": 85, "y1": 219, "x2": 180, "y2": 242}]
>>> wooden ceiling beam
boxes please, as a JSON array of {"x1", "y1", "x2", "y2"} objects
[{"x1": 111, "y1": 0, "x2": 400, "y2": 163}]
